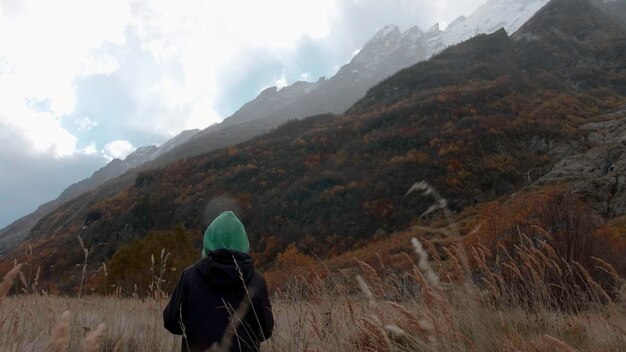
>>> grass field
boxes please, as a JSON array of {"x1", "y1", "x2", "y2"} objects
[{"x1": 1, "y1": 236, "x2": 625, "y2": 352}]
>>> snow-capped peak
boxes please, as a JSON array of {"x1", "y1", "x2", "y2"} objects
[
  {"x1": 373, "y1": 24, "x2": 400, "y2": 40},
  {"x1": 439, "y1": 0, "x2": 549, "y2": 47},
  {"x1": 362, "y1": 25, "x2": 401, "y2": 48},
  {"x1": 402, "y1": 26, "x2": 425, "y2": 40},
  {"x1": 426, "y1": 23, "x2": 441, "y2": 34}
]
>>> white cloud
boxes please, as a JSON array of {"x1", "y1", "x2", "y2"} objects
[
  {"x1": 0, "y1": 0, "x2": 130, "y2": 158},
  {"x1": 0, "y1": 121, "x2": 106, "y2": 228},
  {"x1": 0, "y1": 86, "x2": 77, "y2": 157},
  {"x1": 275, "y1": 73, "x2": 288, "y2": 90},
  {"x1": 0, "y1": 1, "x2": 129, "y2": 114},
  {"x1": 79, "y1": 52, "x2": 120, "y2": 76},
  {"x1": 116, "y1": 0, "x2": 337, "y2": 136},
  {"x1": 103, "y1": 140, "x2": 136, "y2": 160},
  {"x1": 79, "y1": 142, "x2": 98, "y2": 156},
  {"x1": 0, "y1": 0, "x2": 25, "y2": 18},
  {"x1": 75, "y1": 117, "x2": 98, "y2": 131},
  {"x1": 0, "y1": 57, "x2": 12, "y2": 75}
]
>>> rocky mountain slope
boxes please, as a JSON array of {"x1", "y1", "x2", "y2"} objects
[
  {"x1": 157, "y1": 0, "x2": 550, "y2": 163},
  {"x1": 8, "y1": 0, "x2": 624, "y2": 292},
  {"x1": 539, "y1": 107, "x2": 626, "y2": 216}
]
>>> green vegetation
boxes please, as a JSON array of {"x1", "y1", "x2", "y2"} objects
[{"x1": 102, "y1": 226, "x2": 196, "y2": 296}]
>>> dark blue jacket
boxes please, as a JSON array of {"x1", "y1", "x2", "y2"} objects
[{"x1": 163, "y1": 249, "x2": 274, "y2": 352}]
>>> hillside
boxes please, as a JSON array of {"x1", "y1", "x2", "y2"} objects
[{"x1": 5, "y1": 0, "x2": 626, "y2": 292}]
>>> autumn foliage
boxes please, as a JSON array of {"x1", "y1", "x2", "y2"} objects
[{"x1": 468, "y1": 191, "x2": 626, "y2": 274}]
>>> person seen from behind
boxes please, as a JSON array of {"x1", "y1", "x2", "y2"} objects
[{"x1": 164, "y1": 211, "x2": 274, "y2": 352}]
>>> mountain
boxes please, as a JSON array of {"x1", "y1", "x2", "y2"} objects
[
  {"x1": 9, "y1": 0, "x2": 625, "y2": 292},
  {"x1": 217, "y1": 79, "x2": 327, "y2": 129},
  {"x1": 0, "y1": 129, "x2": 199, "y2": 251},
  {"x1": 0, "y1": 0, "x2": 552, "y2": 252},
  {"x1": 153, "y1": 0, "x2": 551, "y2": 163},
  {"x1": 593, "y1": 0, "x2": 626, "y2": 27}
]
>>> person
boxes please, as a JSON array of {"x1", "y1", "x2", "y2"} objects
[{"x1": 163, "y1": 211, "x2": 274, "y2": 352}]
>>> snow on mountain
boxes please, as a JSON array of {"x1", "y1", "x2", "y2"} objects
[
  {"x1": 152, "y1": 129, "x2": 200, "y2": 159},
  {"x1": 329, "y1": 0, "x2": 550, "y2": 91},
  {"x1": 361, "y1": 0, "x2": 551, "y2": 66},
  {"x1": 121, "y1": 129, "x2": 200, "y2": 168},
  {"x1": 438, "y1": 0, "x2": 550, "y2": 48},
  {"x1": 124, "y1": 145, "x2": 159, "y2": 168}
]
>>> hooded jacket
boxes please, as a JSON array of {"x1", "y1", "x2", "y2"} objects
[
  {"x1": 163, "y1": 249, "x2": 274, "y2": 352},
  {"x1": 163, "y1": 212, "x2": 273, "y2": 352},
  {"x1": 202, "y1": 211, "x2": 249, "y2": 256}
]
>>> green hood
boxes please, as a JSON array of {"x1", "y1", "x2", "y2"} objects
[{"x1": 202, "y1": 211, "x2": 250, "y2": 256}]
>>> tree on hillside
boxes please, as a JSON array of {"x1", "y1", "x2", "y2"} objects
[{"x1": 102, "y1": 226, "x2": 197, "y2": 296}]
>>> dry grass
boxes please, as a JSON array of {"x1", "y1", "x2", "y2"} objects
[
  {"x1": 0, "y1": 295, "x2": 177, "y2": 351},
  {"x1": 1, "y1": 236, "x2": 624, "y2": 352}
]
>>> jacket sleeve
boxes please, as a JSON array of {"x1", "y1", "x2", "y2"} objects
[
  {"x1": 255, "y1": 275, "x2": 274, "y2": 341},
  {"x1": 163, "y1": 271, "x2": 186, "y2": 335}
]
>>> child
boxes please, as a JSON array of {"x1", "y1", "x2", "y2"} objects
[{"x1": 164, "y1": 211, "x2": 274, "y2": 352}]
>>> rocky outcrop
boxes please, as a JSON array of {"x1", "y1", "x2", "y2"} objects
[{"x1": 539, "y1": 107, "x2": 626, "y2": 216}]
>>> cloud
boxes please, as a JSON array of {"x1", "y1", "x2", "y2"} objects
[
  {"x1": 0, "y1": 0, "x2": 131, "y2": 158},
  {"x1": 103, "y1": 140, "x2": 136, "y2": 160},
  {"x1": 275, "y1": 73, "x2": 289, "y2": 90},
  {"x1": 0, "y1": 0, "x2": 25, "y2": 18},
  {"x1": 0, "y1": 121, "x2": 106, "y2": 228},
  {"x1": 75, "y1": 117, "x2": 98, "y2": 132},
  {"x1": 79, "y1": 51, "x2": 120, "y2": 77},
  {"x1": 0, "y1": 99, "x2": 78, "y2": 157},
  {"x1": 79, "y1": 142, "x2": 98, "y2": 156},
  {"x1": 62, "y1": 28, "x2": 204, "y2": 144}
]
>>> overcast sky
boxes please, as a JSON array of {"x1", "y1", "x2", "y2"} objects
[{"x1": 0, "y1": 0, "x2": 486, "y2": 228}]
